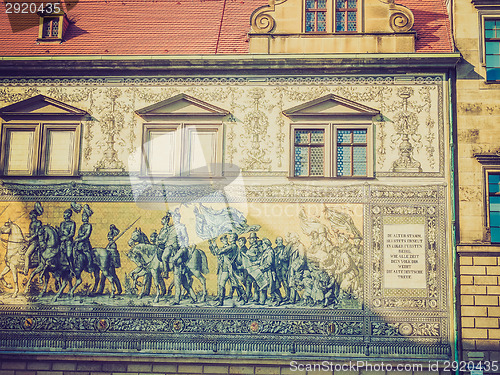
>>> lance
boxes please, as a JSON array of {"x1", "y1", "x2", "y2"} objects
[
  {"x1": 0, "y1": 204, "x2": 10, "y2": 218},
  {"x1": 12, "y1": 211, "x2": 28, "y2": 223},
  {"x1": 108, "y1": 216, "x2": 141, "y2": 246}
]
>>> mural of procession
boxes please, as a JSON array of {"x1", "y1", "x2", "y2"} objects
[{"x1": 0, "y1": 201, "x2": 364, "y2": 309}]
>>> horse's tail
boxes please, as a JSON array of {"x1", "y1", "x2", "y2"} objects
[{"x1": 200, "y1": 250, "x2": 209, "y2": 275}]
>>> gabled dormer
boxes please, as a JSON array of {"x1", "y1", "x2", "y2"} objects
[
  {"x1": 249, "y1": 0, "x2": 415, "y2": 54},
  {"x1": 37, "y1": 5, "x2": 69, "y2": 43}
]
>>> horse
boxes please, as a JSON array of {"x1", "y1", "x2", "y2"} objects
[
  {"x1": 24, "y1": 224, "x2": 73, "y2": 301},
  {"x1": 92, "y1": 246, "x2": 122, "y2": 298},
  {"x1": 129, "y1": 228, "x2": 209, "y2": 303},
  {"x1": 127, "y1": 228, "x2": 166, "y2": 303},
  {"x1": 0, "y1": 219, "x2": 38, "y2": 298}
]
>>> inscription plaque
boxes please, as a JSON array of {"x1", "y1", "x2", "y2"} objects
[{"x1": 383, "y1": 222, "x2": 426, "y2": 289}]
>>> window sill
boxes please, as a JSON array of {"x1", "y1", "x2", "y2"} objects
[{"x1": 288, "y1": 176, "x2": 375, "y2": 180}]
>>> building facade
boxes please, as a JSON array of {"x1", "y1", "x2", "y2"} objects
[
  {"x1": 454, "y1": 0, "x2": 500, "y2": 368},
  {"x1": 0, "y1": 0, "x2": 461, "y2": 371}
]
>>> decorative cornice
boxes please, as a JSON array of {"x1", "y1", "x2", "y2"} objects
[{"x1": 474, "y1": 153, "x2": 500, "y2": 165}]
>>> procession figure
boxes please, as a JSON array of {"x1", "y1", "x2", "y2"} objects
[
  {"x1": 209, "y1": 232, "x2": 247, "y2": 306},
  {"x1": 245, "y1": 232, "x2": 262, "y2": 302},
  {"x1": 23, "y1": 202, "x2": 43, "y2": 275},
  {"x1": 157, "y1": 211, "x2": 175, "y2": 277},
  {"x1": 168, "y1": 209, "x2": 197, "y2": 305},
  {"x1": 24, "y1": 223, "x2": 61, "y2": 293},
  {"x1": 259, "y1": 238, "x2": 283, "y2": 305},
  {"x1": 95, "y1": 224, "x2": 123, "y2": 295},
  {"x1": 73, "y1": 204, "x2": 95, "y2": 273},
  {"x1": 286, "y1": 232, "x2": 308, "y2": 304},
  {"x1": 58, "y1": 208, "x2": 76, "y2": 271},
  {"x1": 231, "y1": 236, "x2": 248, "y2": 301},
  {"x1": 274, "y1": 236, "x2": 290, "y2": 302}
]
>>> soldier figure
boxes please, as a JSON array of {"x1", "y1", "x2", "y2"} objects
[
  {"x1": 260, "y1": 238, "x2": 283, "y2": 306},
  {"x1": 95, "y1": 224, "x2": 123, "y2": 295},
  {"x1": 209, "y1": 232, "x2": 247, "y2": 306},
  {"x1": 73, "y1": 204, "x2": 94, "y2": 273},
  {"x1": 168, "y1": 209, "x2": 197, "y2": 305},
  {"x1": 246, "y1": 232, "x2": 262, "y2": 302},
  {"x1": 58, "y1": 208, "x2": 76, "y2": 271},
  {"x1": 23, "y1": 202, "x2": 43, "y2": 275},
  {"x1": 274, "y1": 236, "x2": 290, "y2": 302},
  {"x1": 157, "y1": 211, "x2": 175, "y2": 277}
]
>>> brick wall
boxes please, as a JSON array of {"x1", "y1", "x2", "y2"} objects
[
  {"x1": 459, "y1": 253, "x2": 500, "y2": 364},
  {"x1": 0, "y1": 356, "x2": 464, "y2": 375}
]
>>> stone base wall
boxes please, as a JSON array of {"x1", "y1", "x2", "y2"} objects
[
  {"x1": 459, "y1": 253, "x2": 500, "y2": 365},
  {"x1": 0, "y1": 356, "x2": 461, "y2": 375}
]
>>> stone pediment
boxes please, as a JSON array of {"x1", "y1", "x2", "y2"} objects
[
  {"x1": 0, "y1": 94, "x2": 88, "y2": 120},
  {"x1": 136, "y1": 93, "x2": 230, "y2": 120},
  {"x1": 282, "y1": 94, "x2": 379, "y2": 118}
]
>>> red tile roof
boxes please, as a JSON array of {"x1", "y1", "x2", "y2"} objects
[{"x1": 0, "y1": 0, "x2": 452, "y2": 56}]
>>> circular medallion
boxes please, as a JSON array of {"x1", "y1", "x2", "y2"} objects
[
  {"x1": 372, "y1": 206, "x2": 381, "y2": 214},
  {"x1": 373, "y1": 299, "x2": 382, "y2": 308},
  {"x1": 427, "y1": 207, "x2": 436, "y2": 215},
  {"x1": 22, "y1": 317, "x2": 35, "y2": 331},
  {"x1": 429, "y1": 299, "x2": 438, "y2": 308},
  {"x1": 398, "y1": 323, "x2": 413, "y2": 336},
  {"x1": 171, "y1": 319, "x2": 184, "y2": 333},
  {"x1": 95, "y1": 318, "x2": 110, "y2": 333},
  {"x1": 249, "y1": 320, "x2": 261, "y2": 334}
]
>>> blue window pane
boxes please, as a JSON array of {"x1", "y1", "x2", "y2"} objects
[
  {"x1": 353, "y1": 163, "x2": 366, "y2": 176},
  {"x1": 347, "y1": 0, "x2": 356, "y2": 8},
  {"x1": 486, "y1": 42, "x2": 500, "y2": 55},
  {"x1": 489, "y1": 174, "x2": 500, "y2": 183},
  {"x1": 353, "y1": 130, "x2": 366, "y2": 143},
  {"x1": 337, "y1": 146, "x2": 351, "y2": 176},
  {"x1": 490, "y1": 196, "x2": 500, "y2": 211},
  {"x1": 490, "y1": 211, "x2": 500, "y2": 225},
  {"x1": 485, "y1": 20, "x2": 496, "y2": 29},
  {"x1": 310, "y1": 130, "x2": 324, "y2": 143},
  {"x1": 490, "y1": 183, "x2": 500, "y2": 194},
  {"x1": 318, "y1": 0, "x2": 327, "y2": 8},
  {"x1": 310, "y1": 147, "x2": 324, "y2": 176},
  {"x1": 295, "y1": 147, "x2": 309, "y2": 176},
  {"x1": 353, "y1": 146, "x2": 366, "y2": 161},
  {"x1": 295, "y1": 130, "x2": 309, "y2": 143},
  {"x1": 487, "y1": 68, "x2": 500, "y2": 81},
  {"x1": 306, "y1": 0, "x2": 314, "y2": 8},
  {"x1": 336, "y1": 12, "x2": 345, "y2": 31},
  {"x1": 318, "y1": 12, "x2": 327, "y2": 31},
  {"x1": 486, "y1": 29, "x2": 495, "y2": 38},
  {"x1": 337, "y1": 0, "x2": 346, "y2": 8},
  {"x1": 486, "y1": 55, "x2": 500, "y2": 68},
  {"x1": 337, "y1": 129, "x2": 351, "y2": 143},
  {"x1": 491, "y1": 227, "x2": 500, "y2": 243}
]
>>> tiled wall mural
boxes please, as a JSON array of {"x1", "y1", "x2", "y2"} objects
[{"x1": 0, "y1": 75, "x2": 452, "y2": 359}]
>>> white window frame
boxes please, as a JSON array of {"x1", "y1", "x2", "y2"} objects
[
  {"x1": 142, "y1": 122, "x2": 223, "y2": 178},
  {"x1": 0, "y1": 122, "x2": 81, "y2": 177},
  {"x1": 289, "y1": 122, "x2": 373, "y2": 178}
]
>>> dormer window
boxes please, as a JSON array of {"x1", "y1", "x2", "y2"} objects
[
  {"x1": 305, "y1": 0, "x2": 327, "y2": 32},
  {"x1": 37, "y1": 6, "x2": 68, "y2": 42},
  {"x1": 42, "y1": 17, "x2": 60, "y2": 38},
  {"x1": 335, "y1": 0, "x2": 357, "y2": 32}
]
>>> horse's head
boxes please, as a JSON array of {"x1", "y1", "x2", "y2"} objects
[
  {"x1": 130, "y1": 227, "x2": 143, "y2": 243},
  {"x1": 0, "y1": 219, "x2": 13, "y2": 235}
]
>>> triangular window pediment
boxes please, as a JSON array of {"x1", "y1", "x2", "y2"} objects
[
  {"x1": 0, "y1": 94, "x2": 88, "y2": 120},
  {"x1": 283, "y1": 94, "x2": 379, "y2": 118},
  {"x1": 136, "y1": 93, "x2": 229, "y2": 120}
]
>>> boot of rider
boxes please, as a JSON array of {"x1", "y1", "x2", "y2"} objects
[{"x1": 258, "y1": 288, "x2": 267, "y2": 305}]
